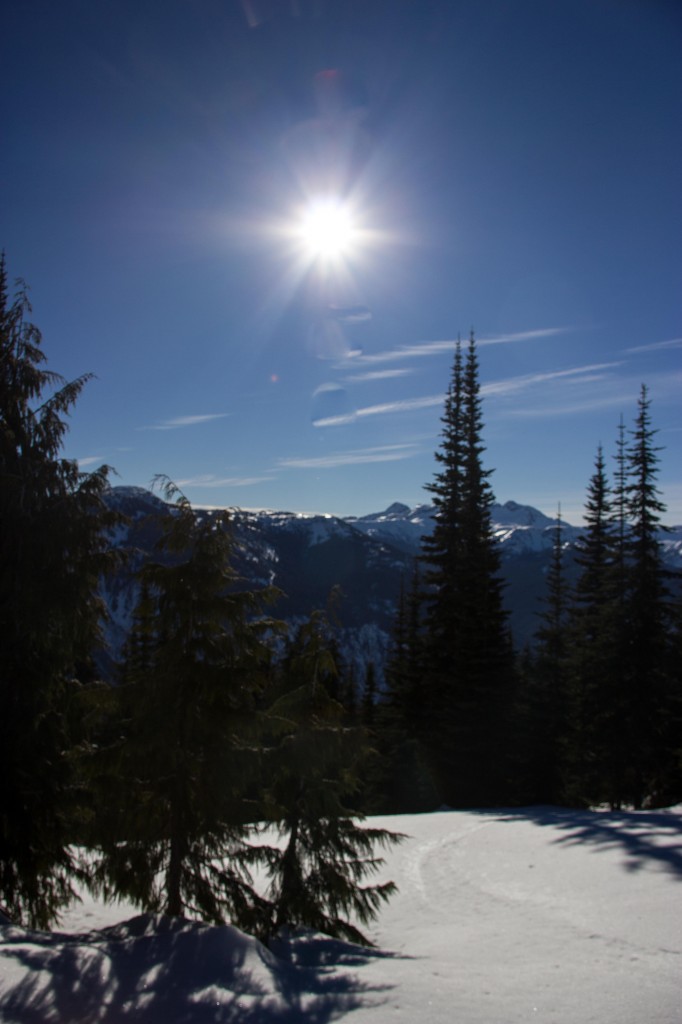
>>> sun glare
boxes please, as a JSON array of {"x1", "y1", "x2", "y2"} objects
[{"x1": 298, "y1": 199, "x2": 355, "y2": 260}]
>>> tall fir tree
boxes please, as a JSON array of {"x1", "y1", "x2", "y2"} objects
[
  {"x1": 422, "y1": 338, "x2": 466, "y2": 672},
  {"x1": 0, "y1": 256, "x2": 115, "y2": 926},
  {"x1": 420, "y1": 332, "x2": 515, "y2": 806},
  {"x1": 621, "y1": 386, "x2": 674, "y2": 805},
  {"x1": 91, "y1": 479, "x2": 279, "y2": 930}
]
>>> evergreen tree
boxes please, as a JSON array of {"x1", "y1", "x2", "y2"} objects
[
  {"x1": 561, "y1": 394, "x2": 678, "y2": 808},
  {"x1": 383, "y1": 563, "x2": 425, "y2": 734},
  {"x1": 562, "y1": 449, "x2": 625, "y2": 806},
  {"x1": 91, "y1": 480, "x2": 279, "y2": 930},
  {"x1": 621, "y1": 386, "x2": 674, "y2": 805},
  {"x1": 420, "y1": 332, "x2": 515, "y2": 806},
  {"x1": 573, "y1": 449, "x2": 615, "y2": 613},
  {"x1": 372, "y1": 563, "x2": 437, "y2": 812},
  {"x1": 422, "y1": 338, "x2": 466, "y2": 671},
  {"x1": 261, "y1": 610, "x2": 401, "y2": 945},
  {"x1": 611, "y1": 416, "x2": 629, "y2": 602},
  {"x1": 0, "y1": 256, "x2": 115, "y2": 927}
]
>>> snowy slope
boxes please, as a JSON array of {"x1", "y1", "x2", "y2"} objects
[
  {"x1": 2, "y1": 806, "x2": 681, "y2": 1022},
  {"x1": 659, "y1": 526, "x2": 682, "y2": 568}
]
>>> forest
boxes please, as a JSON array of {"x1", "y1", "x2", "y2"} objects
[{"x1": 2, "y1": 255, "x2": 681, "y2": 937}]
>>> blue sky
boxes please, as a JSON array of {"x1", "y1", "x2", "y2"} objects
[{"x1": 2, "y1": 0, "x2": 681, "y2": 523}]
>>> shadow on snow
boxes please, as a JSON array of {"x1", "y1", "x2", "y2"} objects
[
  {"x1": 478, "y1": 804, "x2": 682, "y2": 879},
  {"x1": 0, "y1": 913, "x2": 400, "y2": 1023}
]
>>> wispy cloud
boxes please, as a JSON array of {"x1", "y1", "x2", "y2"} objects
[
  {"x1": 279, "y1": 443, "x2": 419, "y2": 470},
  {"x1": 496, "y1": 364, "x2": 682, "y2": 420},
  {"x1": 175, "y1": 473, "x2": 272, "y2": 487},
  {"x1": 352, "y1": 341, "x2": 454, "y2": 365},
  {"x1": 141, "y1": 413, "x2": 230, "y2": 431},
  {"x1": 313, "y1": 394, "x2": 444, "y2": 427},
  {"x1": 357, "y1": 395, "x2": 444, "y2": 417},
  {"x1": 481, "y1": 362, "x2": 623, "y2": 399},
  {"x1": 344, "y1": 368, "x2": 414, "y2": 383},
  {"x1": 478, "y1": 328, "x2": 570, "y2": 346},
  {"x1": 312, "y1": 412, "x2": 358, "y2": 427},
  {"x1": 316, "y1": 361, "x2": 625, "y2": 428},
  {"x1": 625, "y1": 337, "x2": 682, "y2": 355},
  {"x1": 343, "y1": 327, "x2": 567, "y2": 367},
  {"x1": 77, "y1": 456, "x2": 104, "y2": 468}
]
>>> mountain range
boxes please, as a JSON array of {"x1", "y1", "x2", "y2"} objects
[{"x1": 98, "y1": 486, "x2": 682, "y2": 688}]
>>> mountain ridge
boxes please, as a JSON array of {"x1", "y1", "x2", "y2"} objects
[{"x1": 98, "y1": 487, "x2": 682, "y2": 688}]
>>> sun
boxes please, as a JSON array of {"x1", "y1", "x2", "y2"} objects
[{"x1": 297, "y1": 199, "x2": 356, "y2": 260}]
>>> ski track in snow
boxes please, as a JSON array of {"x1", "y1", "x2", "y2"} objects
[
  {"x1": 356, "y1": 809, "x2": 682, "y2": 1023},
  {"x1": 1, "y1": 807, "x2": 681, "y2": 1023}
]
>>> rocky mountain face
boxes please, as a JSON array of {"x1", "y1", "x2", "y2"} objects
[{"x1": 98, "y1": 486, "x2": 682, "y2": 689}]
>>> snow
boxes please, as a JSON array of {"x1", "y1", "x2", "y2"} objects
[
  {"x1": 241, "y1": 509, "x2": 347, "y2": 548},
  {"x1": 659, "y1": 527, "x2": 682, "y2": 568},
  {"x1": 2, "y1": 805, "x2": 681, "y2": 1022},
  {"x1": 346, "y1": 499, "x2": 587, "y2": 556},
  {"x1": 490, "y1": 500, "x2": 557, "y2": 528}
]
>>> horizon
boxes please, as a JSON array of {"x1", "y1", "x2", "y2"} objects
[
  {"x1": 2, "y1": 1, "x2": 680, "y2": 526},
  {"x1": 113, "y1": 483, "x2": 682, "y2": 531}
]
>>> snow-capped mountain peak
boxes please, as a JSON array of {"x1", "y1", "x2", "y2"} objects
[
  {"x1": 491, "y1": 500, "x2": 557, "y2": 528},
  {"x1": 346, "y1": 499, "x2": 575, "y2": 555}
]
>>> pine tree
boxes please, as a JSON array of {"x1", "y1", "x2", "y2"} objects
[
  {"x1": 561, "y1": 394, "x2": 678, "y2": 808},
  {"x1": 422, "y1": 338, "x2": 466, "y2": 670},
  {"x1": 91, "y1": 480, "x2": 279, "y2": 930},
  {"x1": 0, "y1": 257, "x2": 115, "y2": 927},
  {"x1": 612, "y1": 416, "x2": 629, "y2": 602},
  {"x1": 372, "y1": 563, "x2": 437, "y2": 812},
  {"x1": 621, "y1": 386, "x2": 673, "y2": 806},
  {"x1": 420, "y1": 332, "x2": 515, "y2": 806},
  {"x1": 562, "y1": 449, "x2": 625, "y2": 806},
  {"x1": 261, "y1": 610, "x2": 402, "y2": 945},
  {"x1": 382, "y1": 563, "x2": 425, "y2": 733}
]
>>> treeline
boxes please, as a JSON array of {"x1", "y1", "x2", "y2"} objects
[
  {"x1": 365, "y1": 335, "x2": 682, "y2": 816},
  {"x1": 2, "y1": 258, "x2": 680, "y2": 936}
]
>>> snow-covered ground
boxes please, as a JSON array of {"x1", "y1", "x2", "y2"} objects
[{"x1": 1, "y1": 805, "x2": 681, "y2": 1022}]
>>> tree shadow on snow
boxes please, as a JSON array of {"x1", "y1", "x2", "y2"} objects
[
  {"x1": 0, "y1": 914, "x2": 397, "y2": 1024},
  {"x1": 483, "y1": 804, "x2": 682, "y2": 880},
  {"x1": 270, "y1": 927, "x2": 405, "y2": 969}
]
